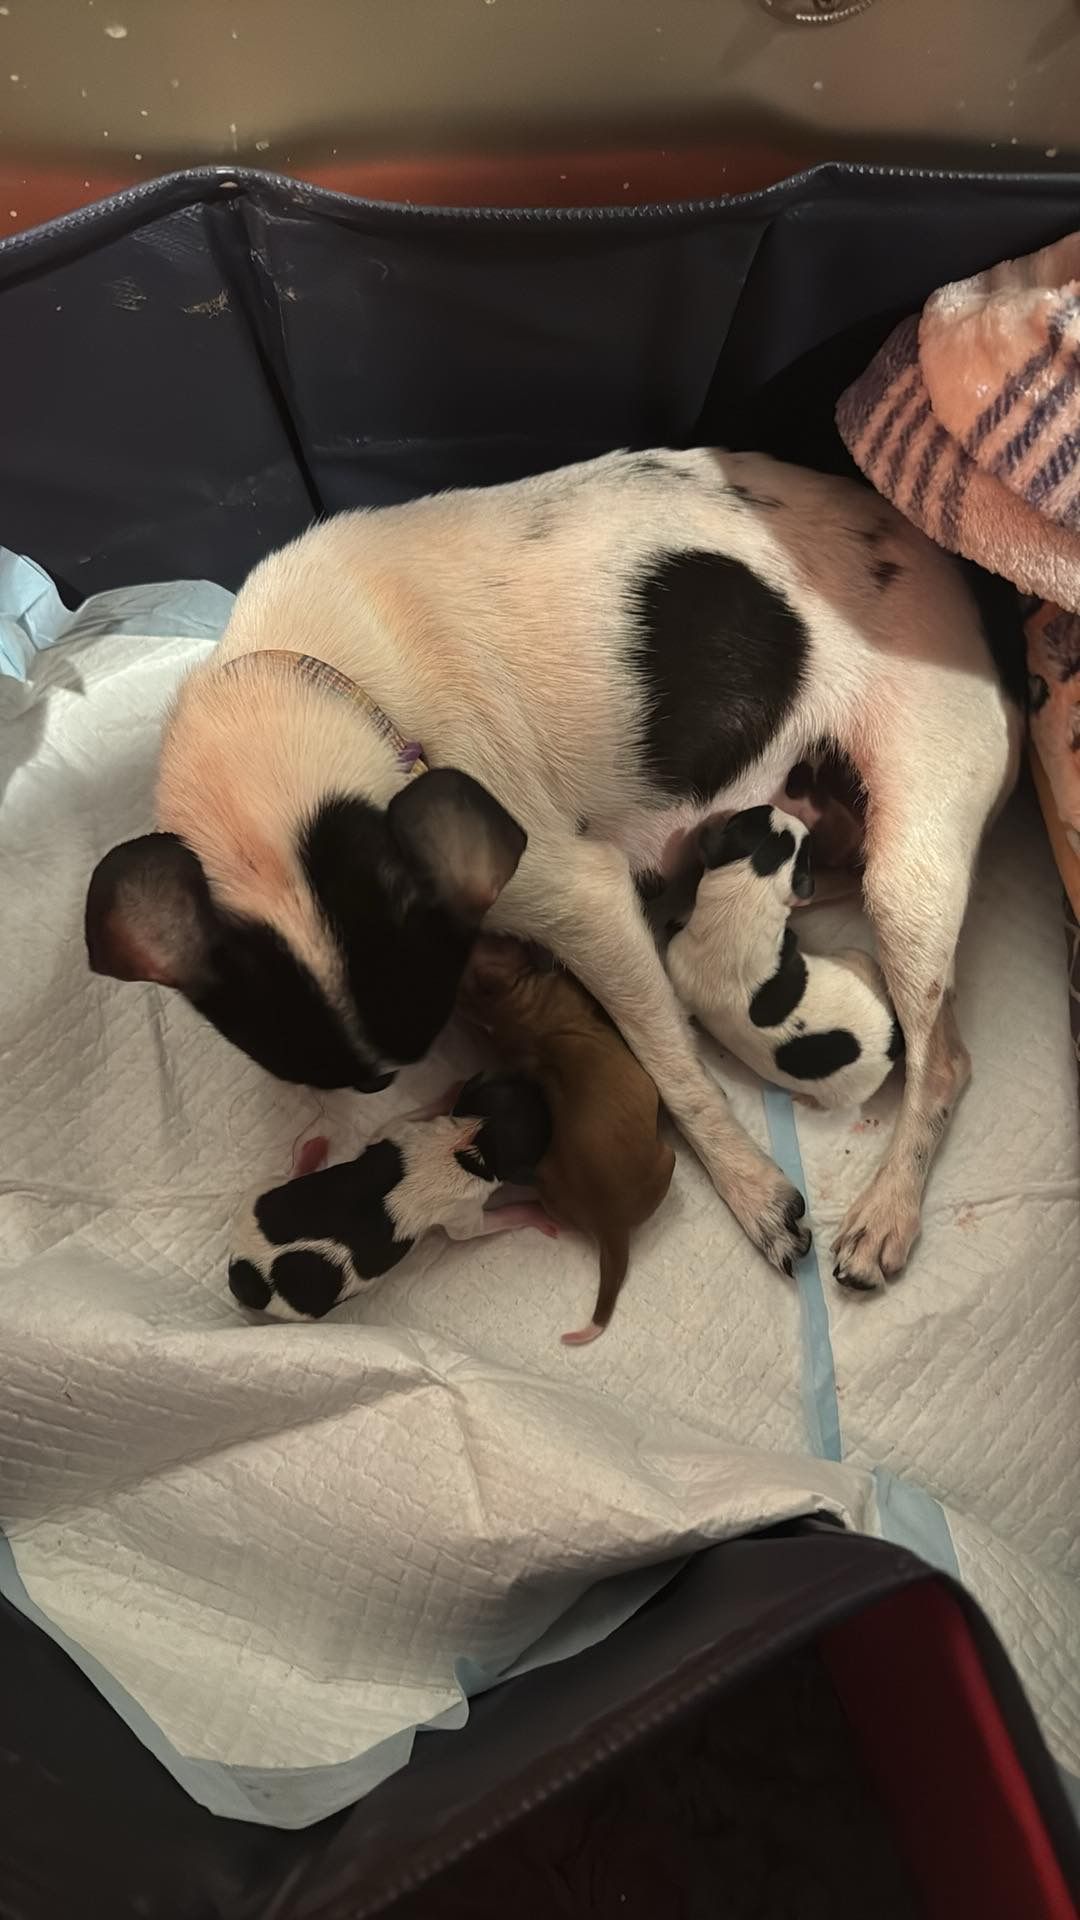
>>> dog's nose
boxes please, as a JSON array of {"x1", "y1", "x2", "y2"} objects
[{"x1": 353, "y1": 1069, "x2": 396, "y2": 1094}]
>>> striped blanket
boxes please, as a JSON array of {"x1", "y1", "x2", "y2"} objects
[{"x1": 837, "y1": 227, "x2": 1080, "y2": 1013}]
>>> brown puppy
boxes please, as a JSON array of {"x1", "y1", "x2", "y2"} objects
[{"x1": 460, "y1": 938, "x2": 675, "y2": 1344}]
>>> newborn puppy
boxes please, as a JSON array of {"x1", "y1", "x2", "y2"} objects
[
  {"x1": 228, "y1": 1079, "x2": 555, "y2": 1321},
  {"x1": 666, "y1": 807, "x2": 903, "y2": 1112},
  {"x1": 460, "y1": 939, "x2": 675, "y2": 1344}
]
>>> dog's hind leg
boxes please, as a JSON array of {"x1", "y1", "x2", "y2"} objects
[
  {"x1": 504, "y1": 836, "x2": 811, "y2": 1274},
  {"x1": 830, "y1": 709, "x2": 1017, "y2": 1289}
]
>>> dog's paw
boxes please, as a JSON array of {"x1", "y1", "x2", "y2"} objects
[
  {"x1": 832, "y1": 1181, "x2": 920, "y2": 1291},
  {"x1": 739, "y1": 1171, "x2": 812, "y2": 1276}
]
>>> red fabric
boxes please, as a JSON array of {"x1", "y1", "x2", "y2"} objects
[
  {"x1": 823, "y1": 1583, "x2": 1077, "y2": 1920},
  {"x1": 0, "y1": 141, "x2": 812, "y2": 237}
]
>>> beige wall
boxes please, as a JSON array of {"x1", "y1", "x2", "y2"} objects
[{"x1": 0, "y1": 0, "x2": 1076, "y2": 173}]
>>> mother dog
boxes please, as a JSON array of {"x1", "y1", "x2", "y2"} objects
[{"x1": 85, "y1": 449, "x2": 1020, "y2": 1289}]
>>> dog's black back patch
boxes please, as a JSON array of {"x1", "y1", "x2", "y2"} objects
[
  {"x1": 228, "y1": 1258, "x2": 272, "y2": 1310},
  {"x1": 632, "y1": 553, "x2": 808, "y2": 799},
  {"x1": 255, "y1": 1136, "x2": 412, "y2": 1286},
  {"x1": 774, "y1": 1029, "x2": 861, "y2": 1081},
  {"x1": 750, "y1": 928, "x2": 808, "y2": 1029},
  {"x1": 270, "y1": 1248, "x2": 350, "y2": 1320}
]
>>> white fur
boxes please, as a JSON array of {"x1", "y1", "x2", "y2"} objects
[
  {"x1": 667, "y1": 811, "x2": 899, "y2": 1110},
  {"x1": 165, "y1": 448, "x2": 1022, "y2": 1280}
]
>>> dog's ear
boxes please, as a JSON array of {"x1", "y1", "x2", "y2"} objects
[
  {"x1": 387, "y1": 770, "x2": 526, "y2": 924},
  {"x1": 85, "y1": 832, "x2": 218, "y2": 990}
]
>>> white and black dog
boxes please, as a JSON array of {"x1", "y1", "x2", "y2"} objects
[
  {"x1": 85, "y1": 449, "x2": 1021, "y2": 1288},
  {"x1": 666, "y1": 806, "x2": 903, "y2": 1116}
]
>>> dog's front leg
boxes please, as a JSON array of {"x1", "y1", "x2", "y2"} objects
[{"x1": 503, "y1": 838, "x2": 811, "y2": 1275}]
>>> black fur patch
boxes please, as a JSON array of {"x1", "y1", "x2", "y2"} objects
[
  {"x1": 453, "y1": 1071, "x2": 553, "y2": 1182},
  {"x1": 775, "y1": 1029, "x2": 862, "y2": 1081},
  {"x1": 699, "y1": 806, "x2": 794, "y2": 876},
  {"x1": 791, "y1": 836, "x2": 814, "y2": 900},
  {"x1": 194, "y1": 918, "x2": 391, "y2": 1093},
  {"x1": 85, "y1": 831, "x2": 386, "y2": 1093},
  {"x1": 749, "y1": 928, "x2": 808, "y2": 1029},
  {"x1": 872, "y1": 559, "x2": 903, "y2": 591},
  {"x1": 303, "y1": 795, "x2": 478, "y2": 1074},
  {"x1": 270, "y1": 1248, "x2": 350, "y2": 1320},
  {"x1": 256, "y1": 1137, "x2": 406, "y2": 1244},
  {"x1": 887, "y1": 1015, "x2": 905, "y2": 1061},
  {"x1": 228, "y1": 1258, "x2": 272, "y2": 1310},
  {"x1": 633, "y1": 554, "x2": 808, "y2": 800},
  {"x1": 255, "y1": 1136, "x2": 412, "y2": 1287}
]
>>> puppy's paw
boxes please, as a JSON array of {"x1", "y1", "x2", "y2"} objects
[{"x1": 832, "y1": 1182, "x2": 920, "y2": 1291}]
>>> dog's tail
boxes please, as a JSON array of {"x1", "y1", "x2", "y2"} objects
[{"x1": 561, "y1": 1224, "x2": 630, "y2": 1347}]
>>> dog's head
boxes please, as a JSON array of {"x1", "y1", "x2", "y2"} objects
[
  {"x1": 697, "y1": 805, "x2": 814, "y2": 909},
  {"x1": 85, "y1": 666, "x2": 527, "y2": 1092},
  {"x1": 451, "y1": 1069, "x2": 553, "y2": 1184}
]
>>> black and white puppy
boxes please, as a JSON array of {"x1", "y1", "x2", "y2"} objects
[
  {"x1": 86, "y1": 449, "x2": 1022, "y2": 1289},
  {"x1": 229, "y1": 1072, "x2": 554, "y2": 1321},
  {"x1": 667, "y1": 807, "x2": 903, "y2": 1113}
]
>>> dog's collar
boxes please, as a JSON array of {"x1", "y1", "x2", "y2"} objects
[{"x1": 223, "y1": 648, "x2": 428, "y2": 779}]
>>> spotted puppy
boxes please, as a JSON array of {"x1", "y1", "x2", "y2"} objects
[
  {"x1": 228, "y1": 1073, "x2": 554, "y2": 1320},
  {"x1": 667, "y1": 807, "x2": 903, "y2": 1113}
]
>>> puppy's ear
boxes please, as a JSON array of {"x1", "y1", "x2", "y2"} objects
[
  {"x1": 387, "y1": 770, "x2": 526, "y2": 924},
  {"x1": 85, "y1": 833, "x2": 218, "y2": 990},
  {"x1": 698, "y1": 805, "x2": 774, "y2": 871}
]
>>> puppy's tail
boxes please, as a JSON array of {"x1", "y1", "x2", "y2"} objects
[{"x1": 561, "y1": 1225, "x2": 630, "y2": 1347}]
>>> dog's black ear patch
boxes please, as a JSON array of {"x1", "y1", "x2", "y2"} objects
[
  {"x1": 228, "y1": 1258, "x2": 272, "y2": 1310},
  {"x1": 790, "y1": 835, "x2": 814, "y2": 900},
  {"x1": 775, "y1": 1029, "x2": 861, "y2": 1081},
  {"x1": 388, "y1": 769, "x2": 526, "y2": 924},
  {"x1": 270, "y1": 1248, "x2": 348, "y2": 1319},
  {"x1": 750, "y1": 928, "x2": 808, "y2": 1029},
  {"x1": 698, "y1": 806, "x2": 775, "y2": 871}
]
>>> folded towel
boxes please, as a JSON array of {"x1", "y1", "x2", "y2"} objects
[
  {"x1": 920, "y1": 231, "x2": 1080, "y2": 534},
  {"x1": 836, "y1": 314, "x2": 1080, "y2": 610}
]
